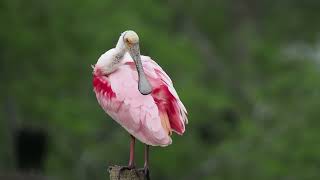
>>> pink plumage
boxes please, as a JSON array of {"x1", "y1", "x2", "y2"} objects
[{"x1": 93, "y1": 53, "x2": 188, "y2": 146}]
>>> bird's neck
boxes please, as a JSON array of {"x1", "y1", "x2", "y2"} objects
[
  {"x1": 111, "y1": 36, "x2": 127, "y2": 68},
  {"x1": 116, "y1": 34, "x2": 126, "y2": 53},
  {"x1": 94, "y1": 36, "x2": 127, "y2": 76},
  {"x1": 112, "y1": 35, "x2": 127, "y2": 65}
]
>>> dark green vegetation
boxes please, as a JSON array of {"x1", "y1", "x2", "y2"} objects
[{"x1": 1, "y1": 0, "x2": 320, "y2": 179}]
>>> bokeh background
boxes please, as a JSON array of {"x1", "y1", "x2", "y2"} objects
[{"x1": 1, "y1": 0, "x2": 320, "y2": 179}]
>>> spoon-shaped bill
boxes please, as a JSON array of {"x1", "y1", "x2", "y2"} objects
[{"x1": 128, "y1": 43, "x2": 152, "y2": 95}]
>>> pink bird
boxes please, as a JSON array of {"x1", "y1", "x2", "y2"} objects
[{"x1": 92, "y1": 30, "x2": 188, "y2": 178}]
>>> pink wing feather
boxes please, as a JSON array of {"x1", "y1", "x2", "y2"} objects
[
  {"x1": 140, "y1": 56, "x2": 188, "y2": 133},
  {"x1": 93, "y1": 54, "x2": 187, "y2": 146}
]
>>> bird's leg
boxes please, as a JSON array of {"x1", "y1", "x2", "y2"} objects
[
  {"x1": 139, "y1": 145, "x2": 150, "y2": 180},
  {"x1": 144, "y1": 145, "x2": 150, "y2": 180},
  {"x1": 118, "y1": 135, "x2": 136, "y2": 179},
  {"x1": 128, "y1": 135, "x2": 136, "y2": 168}
]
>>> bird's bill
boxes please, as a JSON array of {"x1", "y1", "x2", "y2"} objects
[{"x1": 128, "y1": 43, "x2": 152, "y2": 95}]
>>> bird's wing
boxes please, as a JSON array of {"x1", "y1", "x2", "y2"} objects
[
  {"x1": 94, "y1": 63, "x2": 172, "y2": 146},
  {"x1": 124, "y1": 55, "x2": 188, "y2": 135},
  {"x1": 142, "y1": 56, "x2": 188, "y2": 134}
]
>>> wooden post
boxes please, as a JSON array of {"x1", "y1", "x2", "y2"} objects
[{"x1": 108, "y1": 166, "x2": 146, "y2": 180}]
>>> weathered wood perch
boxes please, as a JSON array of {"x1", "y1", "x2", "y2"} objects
[{"x1": 108, "y1": 166, "x2": 147, "y2": 180}]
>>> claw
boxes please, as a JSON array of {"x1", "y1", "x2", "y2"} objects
[
  {"x1": 138, "y1": 167, "x2": 150, "y2": 180},
  {"x1": 118, "y1": 165, "x2": 135, "y2": 180},
  {"x1": 144, "y1": 167, "x2": 150, "y2": 180}
]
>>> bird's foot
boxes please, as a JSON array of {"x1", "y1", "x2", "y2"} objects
[
  {"x1": 118, "y1": 165, "x2": 136, "y2": 180},
  {"x1": 138, "y1": 167, "x2": 150, "y2": 180}
]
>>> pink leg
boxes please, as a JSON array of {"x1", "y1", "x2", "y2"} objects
[
  {"x1": 128, "y1": 135, "x2": 135, "y2": 168},
  {"x1": 118, "y1": 135, "x2": 136, "y2": 180},
  {"x1": 144, "y1": 145, "x2": 149, "y2": 169}
]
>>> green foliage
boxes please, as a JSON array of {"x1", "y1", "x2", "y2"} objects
[{"x1": 1, "y1": 0, "x2": 320, "y2": 179}]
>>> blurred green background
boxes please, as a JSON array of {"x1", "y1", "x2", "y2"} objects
[{"x1": 1, "y1": 0, "x2": 320, "y2": 179}]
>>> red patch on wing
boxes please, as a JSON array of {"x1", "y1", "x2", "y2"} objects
[
  {"x1": 152, "y1": 85, "x2": 185, "y2": 135},
  {"x1": 93, "y1": 75, "x2": 116, "y2": 99}
]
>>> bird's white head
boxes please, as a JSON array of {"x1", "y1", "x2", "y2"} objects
[{"x1": 123, "y1": 30, "x2": 139, "y2": 46}]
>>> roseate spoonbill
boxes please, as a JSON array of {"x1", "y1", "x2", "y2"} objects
[{"x1": 92, "y1": 30, "x2": 188, "y2": 178}]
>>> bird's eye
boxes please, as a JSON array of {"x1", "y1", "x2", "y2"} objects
[{"x1": 125, "y1": 38, "x2": 130, "y2": 44}]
